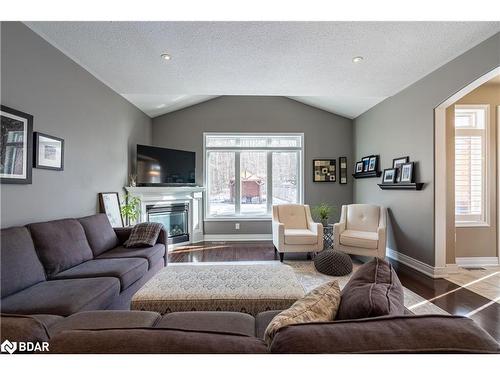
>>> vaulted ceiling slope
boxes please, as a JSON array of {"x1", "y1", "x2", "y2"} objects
[{"x1": 26, "y1": 22, "x2": 500, "y2": 119}]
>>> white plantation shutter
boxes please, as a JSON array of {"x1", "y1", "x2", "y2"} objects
[{"x1": 455, "y1": 106, "x2": 488, "y2": 224}]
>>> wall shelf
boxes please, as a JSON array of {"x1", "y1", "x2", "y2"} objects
[
  {"x1": 352, "y1": 171, "x2": 381, "y2": 179},
  {"x1": 378, "y1": 183, "x2": 424, "y2": 191}
]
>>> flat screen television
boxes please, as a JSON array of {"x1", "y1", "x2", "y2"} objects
[{"x1": 136, "y1": 145, "x2": 196, "y2": 186}]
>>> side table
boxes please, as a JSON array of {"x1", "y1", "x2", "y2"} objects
[{"x1": 323, "y1": 225, "x2": 334, "y2": 250}]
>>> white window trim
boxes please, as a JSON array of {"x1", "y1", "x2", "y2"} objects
[
  {"x1": 203, "y1": 132, "x2": 304, "y2": 221},
  {"x1": 454, "y1": 104, "x2": 490, "y2": 227}
]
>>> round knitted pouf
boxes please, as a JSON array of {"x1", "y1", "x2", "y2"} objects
[{"x1": 314, "y1": 250, "x2": 353, "y2": 276}]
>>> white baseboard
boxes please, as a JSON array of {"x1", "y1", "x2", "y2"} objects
[
  {"x1": 456, "y1": 257, "x2": 500, "y2": 267},
  {"x1": 386, "y1": 248, "x2": 456, "y2": 278},
  {"x1": 203, "y1": 234, "x2": 272, "y2": 242}
]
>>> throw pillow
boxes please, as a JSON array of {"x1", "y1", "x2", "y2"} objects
[
  {"x1": 336, "y1": 257, "x2": 405, "y2": 320},
  {"x1": 124, "y1": 222, "x2": 163, "y2": 248},
  {"x1": 264, "y1": 280, "x2": 341, "y2": 345}
]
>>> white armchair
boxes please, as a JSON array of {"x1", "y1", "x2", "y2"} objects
[
  {"x1": 334, "y1": 204, "x2": 387, "y2": 259},
  {"x1": 272, "y1": 204, "x2": 324, "y2": 262}
]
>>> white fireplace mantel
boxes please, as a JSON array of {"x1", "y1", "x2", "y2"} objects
[{"x1": 125, "y1": 186, "x2": 205, "y2": 246}]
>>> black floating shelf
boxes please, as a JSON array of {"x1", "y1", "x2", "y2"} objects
[
  {"x1": 352, "y1": 171, "x2": 382, "y2": 179},
  {"x1": 378, "y1": 183, "x2": 424, "y2": 191}
]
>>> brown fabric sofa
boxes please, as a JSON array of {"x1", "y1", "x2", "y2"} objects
[
  {"x1": 0, "y1": 214, "x2": 167, "y2": 316},
  {"x1": 1, "y1": 310, "x2": 498, "y2": 354}
]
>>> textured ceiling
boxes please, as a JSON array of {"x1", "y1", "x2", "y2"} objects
[{"x1": 26, "y1": 22, "x2": 500, "y2": 119}]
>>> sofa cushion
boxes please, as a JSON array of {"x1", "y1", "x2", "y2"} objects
[
  {"x1": 337, "y1": 258, "x2": 405, "y2": 320},
  {"x1": 270, "y1": 315, "x2": 500, "y2": 354},
  {"x1": 157, "y1": 311, "x2": 256, "y2": 337},
  {"x1": 340, "y1": 229, "x2": 378, "y2": 249},
  {"x1": 346, "y1": 204, "x2": 380, "y2": 232},
  {"x1": 78, "y1": 214, "x2": 119, "y2": 256},
  {"x1": 255, "y1": 310, "x2": 281, "y2": 339},
  {"x1": 283, "y1": 229, "x2": 318, "y2": 245},
  {"x1": 52, "y1": 258, "x2": 148, "y2": 291},
  {"x1": 49, "y1": 328, "x2": 269, "y2": 354},
  {"x1": 0, "y1": 313, "x2": 57, "y2": 344},
  {"x1": 49, "y1": 310, "x2": 161, "y2": 336},
  {"x1": 264, "y1": 280, "x2": 341, "y2": 345},
  {"x1": 97, "y1": 244, "x2": 165, "y2": 269},
  {"x1": 28, "y1": 219, "x2": 94, "y2": 277},
  {"x1": 1, "y1": 227, "x2": 46, "y2": 298},
  {"x1": 0, "y1": 278, "x2": 120, "y2": 316},
  {"x1": 277, "y1": 204, "x2": 308, "y2": 229}
]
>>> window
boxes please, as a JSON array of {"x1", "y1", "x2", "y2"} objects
[
  {"x1": 204, "y1": 133, "x2": 303, "y2": 219},
  {"x1": 455, "y1": 105, "x2": 489, "y2": 225}
]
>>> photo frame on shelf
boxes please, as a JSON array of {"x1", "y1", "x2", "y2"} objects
[
  {"x1": 361, "y1": 156, "x2": 370, "y2": 172},
  {"x1": 313, "y1": 159, "x2": 336, "y2": 182},
  {"x1": 355, "y1": 161, "x2": 363, "y2": 173},
  {"x1": 368, "y1": 155, "x2": 378, "y2": 171},
  {"x1": 0, "y1": 105, "x2": 33, "y2": 184},
  {"x1": 98, "y1": 192, "x2": 124, "y2": 228},
  {"x1": 400, "y1": 162, "x2": 415, "y2": 183},
  {"x1": 339, "y1": 156, "x2": 347, "y2": 184},
  {"x1": 34, "y1": 132, "x2": 64, "y2": 171},
  {"x1": 393, "y1": 156, "x2": 409, "y2": 182},
  {"x1": 382, "y1": 168, "x2": 396, "y2": 184}
]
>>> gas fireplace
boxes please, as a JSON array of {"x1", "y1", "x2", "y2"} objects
[{"x1": 146, "y1": 203, "x2": 189, "y2": 244}]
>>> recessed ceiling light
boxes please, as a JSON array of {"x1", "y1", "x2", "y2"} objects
[
  {"x1": 160, "y1": 53, "x2": 171, "y2": 61},
  {"x1": 352, "y1": 56, "x2": 364, "y2": 63}
]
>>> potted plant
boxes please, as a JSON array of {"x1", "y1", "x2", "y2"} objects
[
  {"x1": 312, "y1": 203, "x2": 336, "y2": 227},
  {"x1": 120, "y1": 194, "x2": 141, "y2": 226}
]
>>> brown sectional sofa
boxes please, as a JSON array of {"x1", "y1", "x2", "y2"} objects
[
  {"x1": 0, "y1": 214, "x2": 167, "y2": 316},
  {"x1": 1, "y1": 310, "x2": 499, "y2": 354}
]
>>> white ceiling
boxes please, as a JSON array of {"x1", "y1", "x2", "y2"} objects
[{"x1": 26, "y1": 22, "x2": 500, "y2": 119}]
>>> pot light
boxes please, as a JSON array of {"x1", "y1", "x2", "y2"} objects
[
  {"x1": 160, "y1": 53, "x2": 171, "y2": 61},
  {"x1": 352, "y1": 56, "x2": 364, "y2": 63}
]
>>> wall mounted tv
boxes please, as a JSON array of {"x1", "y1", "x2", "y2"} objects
[{"x1": 136, "y1": 145, "x2": 196, "y2": 186}]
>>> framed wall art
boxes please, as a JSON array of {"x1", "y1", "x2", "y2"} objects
[
  {"x1": 339, "y1": 156, "x2": 347, "y2": 184},
  {"x1": 393, "y1": 156, "x2": 409, "y2": 182},
  {"x1": 0, "y1": 105, "x2": 33, "y2": 184},
  {"x1": 34, "y1": 132, "x2": 64, "y2": 171},
  {"x1": 313, "y1": 159, "x2": 336, "y2": 182},
  {"x1": 98, "y1": 192, "x2": 124, "y2": 228}
]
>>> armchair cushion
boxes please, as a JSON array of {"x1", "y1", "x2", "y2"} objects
[
  {"x1": 284, "y1": 229, "x2": 318, "y2": 245},
  {"x1": 340, "y1": 230, "x2": 378, "y2": 249},
  {"x1": 276, "y1": 205, "x2": 308, "y2": 229}
]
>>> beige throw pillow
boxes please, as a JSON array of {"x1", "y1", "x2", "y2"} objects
[{"x1": 264, "y1": 280, "x2": 341, "y2": 345}]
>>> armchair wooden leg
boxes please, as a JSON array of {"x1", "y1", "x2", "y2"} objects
[
  {"x1": 306, "y1": 252, "x2": 312, "y2": 260},
  {"x1": 279, "y1": 252, "x2": 284, "y2": 262}
]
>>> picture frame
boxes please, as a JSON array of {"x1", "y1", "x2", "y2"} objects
[
  {"x1": 0, "y1": 105, "x2": 33, "y2": 184},
  {"x1": 400, "y1": 162, "x2": 415, "y2": 183},
  {"x1": 368, "y1": 155, "x2": 378, "y2": 172},
  {"x1": 393, "y1": 156, "x2": 409, "y2": 182},
  {"x1": 34, "y1": 132, "x2": 64, "y2": 171},
  {"x1": 355, "y1": 161, "x2": 363, "y2": 173},
  {"x1": 339, "y1": 156, "x2": 347, "y2": 184},
  {"x1": 313, "y1": 159, "x2": 336, "y2": 182},
  {"x1": 382, "y1": 168, "x2": 396, "y2": 184},
  {"x1": 98, "y1": 192, "x2": 124, "y2": 228},
  {"x1": 361, "y1": 156, "x2": 370, "y2": 172}
]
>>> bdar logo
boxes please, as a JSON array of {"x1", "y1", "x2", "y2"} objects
[{"x1": 1, "y1": 340, "x2": 17, "y2": 354}]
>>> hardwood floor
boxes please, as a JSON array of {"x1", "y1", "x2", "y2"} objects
[{"x1": 168, "y1": 241, "x2": 499, "y2": 340}]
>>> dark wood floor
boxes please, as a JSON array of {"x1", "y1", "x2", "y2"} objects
[{"x1": 169, "y1": 241, "x2": 499, "y2": 341}]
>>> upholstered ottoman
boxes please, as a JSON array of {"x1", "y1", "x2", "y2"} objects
[
  {"x1": 314, "y1": 250, "x2": 353, "y2": 276},
  {"x1": 131, "y1": 263, "x2": 305, "y2": 316}
]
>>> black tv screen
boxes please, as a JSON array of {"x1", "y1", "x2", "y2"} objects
[{"x1": 136, "y1": 145, "x2": 196, "y2": 186}]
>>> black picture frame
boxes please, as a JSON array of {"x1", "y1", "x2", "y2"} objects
[
  {"x1": 393, "y1": 156, "x2": 409, "y2": 182},
  {"x1": 98, "y1": 192, "x2": 124, "y2": 228},
  {"x1": 0, "y1": 105, "x2": 33, "y2": 184},
  {"x1": 382, "y1": 168, "x2": 396, "y2": 184},
  {"x1": 368, "y1": 155, "x2": 378, "y2": 172},
  {"x1": 355, "y1": 161, "x2": 363, "y2": 173},
  {"x1": 34, "y1": 132, "x2": 64, "y2": 171},
  {"x1": 313, "y1": 159, "x2": 336, "y2": 182},
  {"x1": 361, "y1": 156, "x2": 370, "y2": 172},
  {"x1": 339, "y1": 156, "x2": 347, "y2": 184},
  {"x1": 400, "y1": 162, "x2": 415, "y2": 183}
]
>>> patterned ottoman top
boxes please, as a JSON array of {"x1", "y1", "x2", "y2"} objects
[{"x1": 131, "y1": 263, "x2": 305, "y2": 316}]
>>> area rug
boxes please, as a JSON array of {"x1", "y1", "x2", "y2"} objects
[{"x1": 164, "y1": 260, "x2": 448, "y2": 315}]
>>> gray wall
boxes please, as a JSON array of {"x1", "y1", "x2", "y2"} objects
[
  {"x1": 1, "y1": 22, "x2": 152, "y2": 228},
  {"x1": 152, "y1": 96, "x2": 353, "y2": 235},
  {"x1": 353, "y1": 32, "x2": 500, "y2": 266}
]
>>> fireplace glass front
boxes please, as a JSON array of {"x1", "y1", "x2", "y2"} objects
[{"x1": 147, "y1": 203, "x2": 189, "y2": 244}]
